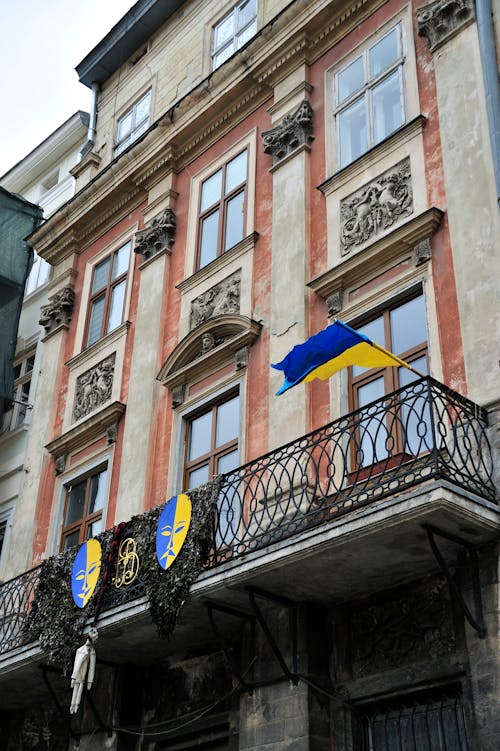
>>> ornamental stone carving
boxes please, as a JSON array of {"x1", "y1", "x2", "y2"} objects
[
  {"x1": 262, "y1": 100, "x2": 314, "y2": 165},
  {"x1": 39, "y1": 286, "x2": 75, "y2": 334},
  {"x1": 190, "y1": 271, "x2": 241, "y2": 329},
  {"x1": 73, "y1": 353, "x2": 115, "y2": 422},
  {"x1": 326, "y1": 290, "x2": 343, "y2": 318},
  {"x1": 340, "y1": 159, "x2": 413, "y2": 254},
  {"x1": 414, "y1": 237, "x2": 432, "y2": 266},
  {"x1": 134, "y1": 207, "x2": 177, "y2": 261},
  {"x1": 417, "y1": 0, "x2": 475, "y2": 52}
]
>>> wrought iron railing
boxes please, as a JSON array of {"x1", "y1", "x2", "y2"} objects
[
  {"x1": 0, "y1": 377, "x2": 495, "y2": 656},
  {"x1": 212, "y1": 377, "x2": 495, "y2": 562}
]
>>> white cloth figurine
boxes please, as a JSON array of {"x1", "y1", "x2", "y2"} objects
[{"x1": 70, "y1": 627, "x2": 98, "y2": 714}]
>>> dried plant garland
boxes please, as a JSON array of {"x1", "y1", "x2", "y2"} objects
[{"x1": 24, "y1": 478, "x2": 221, "y2": 667}]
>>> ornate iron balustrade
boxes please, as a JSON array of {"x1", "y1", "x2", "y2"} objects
[
  {"x1": 213, "y1": 377, "x2": 495, "y2": 563},
  {"x1": 0, "y1": 378, "x2": 495, "y2": 656}
]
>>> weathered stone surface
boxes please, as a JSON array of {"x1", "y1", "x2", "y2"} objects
[
  {"x1": 134, "y1": 207, "x2": 176, "y2": 261},
  {"x1": 190, "y1": 271, "x2": 241, "y2": 329},
  {"x1": 39, "y1": 287, "x2": 75, "y2": 334},
  {"x1": 73, "y1": 353, "x2": 115, "y2": 422},
  {"x1": 417, "y1": 0, "x2": 475, "y2": 52},
  {"x1": 262, "y1": 101, "x2": 313, "y2": 165}
]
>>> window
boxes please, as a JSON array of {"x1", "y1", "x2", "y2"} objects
[
  {"x1": 0, "y1": 520, "x2": 6, "y2": 563},
  {"x1": 85, "y1": 241, "x2": 131, "y2": 348},
  {"x1": 115, "y1": 90, "x2": 151, "y2": 155},
  {"x1": 60, "y1": 465, "x2": 108, "y2": 551},
  {"x1": 212, "y1": 0, "x2": 257, "y2": 69},
  {"x1": 1, "y1": 351, "x2": 35, "y2": 433},
  {"x1": 25, "y1": 250, "x2": 50, "y2": 295},
  {"x1": 197, "y1": 149, "x2": 248, "y2": 269},
  {"x1": 184, "y1": 392, "x2": 240, "y2": 490},
  {"x1": 334, "y1": 24, "x2": 405, "y2": 168},
  {"x1": 350, "y1": 294, "x2": 428, "y2": 464}
]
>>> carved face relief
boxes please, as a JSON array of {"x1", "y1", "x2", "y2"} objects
[{"x1": 190, "y1": 271, "x2": 241, "y2": 330}]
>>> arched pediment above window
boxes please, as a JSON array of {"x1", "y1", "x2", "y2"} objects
[{"x1": 157, "y1": 314, "x2": 262, "y2": 405}]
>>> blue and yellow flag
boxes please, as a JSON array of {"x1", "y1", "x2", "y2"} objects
[{"x1": 271, "y1": 319, "x2": 410, "y2": 395}]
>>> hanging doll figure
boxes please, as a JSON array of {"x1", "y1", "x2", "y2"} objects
[{"x1": 70, "y1": 627, "x2": 98, "y2": 714}]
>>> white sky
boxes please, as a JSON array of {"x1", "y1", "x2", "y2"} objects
[{"x1": 0, "y1": 0, "x2": 137, "y2": 176}]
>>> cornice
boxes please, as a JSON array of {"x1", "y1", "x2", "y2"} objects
[
  {"x1": 308, "y1": 207, "x2": 444, "y2": 299},
  {"x1": 45, "y1": 401, "x2": 126, "y2": 459}
]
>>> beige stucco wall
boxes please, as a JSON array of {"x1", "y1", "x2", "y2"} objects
[{"x1": 432, "y1": 22, "x2": 500, "y2": 407}]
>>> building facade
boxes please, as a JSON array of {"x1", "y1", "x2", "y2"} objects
[
  {"x1": 0, "y1": 1, "x2": 499, "y2": 750},
  {"x1": 0, "y1": 112, "x2": 89, "y2": 582}
]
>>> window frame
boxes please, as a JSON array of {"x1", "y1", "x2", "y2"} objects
[
  {"x1": 211, "y1": 0, "x2": 258, "y2": 70},
  {"x1": 0, "y1": 507, "x2": 13, "y2": 579},
  {"x1": 333, "y1": 22, "x2": 407, "y2": 169},
  {"x1": 1, "y1": 350, "x2": 36, "y2": 434},
  {"x1": 195, "y1": 148, "x2": 249, "y2": 271},
  {"x1": 25, "y1": 250, "x2": 50, "y2": 296},
  {"x1": 59, "y1": 463, "x2": 109, "y2": 551},
  {"x1": 115, "y1": 89, "x2": 152, "y2": 155},
  {"x1": 83, "y1": 240, "x2": 132, "y2": 349},
  {"x1": 183, "y1": 389, "x2": 241, "y2": 491}
]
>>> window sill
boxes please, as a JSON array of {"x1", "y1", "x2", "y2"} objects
[
  {"x1": 318, "y1": 116, "x2": 427, "y2": 197},
  {"x1": 177, "y1": 233, "x2": 259, "y2": 295},
  {"x1": 66, "y1": 322, "x2": 130, "y2": 370}
]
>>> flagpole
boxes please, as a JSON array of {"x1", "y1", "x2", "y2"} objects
[{"x1": 370, "y1": 341, "x2": 427, "y2": 378}]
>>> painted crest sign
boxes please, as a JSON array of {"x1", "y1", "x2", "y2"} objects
[
  {"x1": 71, "y1": 539, "x2": 102, "y2": 608},
  {"x1": 156, "y1": 494, "x2": 192, "y2": 570}
]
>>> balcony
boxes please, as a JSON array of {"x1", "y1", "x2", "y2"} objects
[{"x1": 0, "y1": 378, "x2": 498, "y2": 705}]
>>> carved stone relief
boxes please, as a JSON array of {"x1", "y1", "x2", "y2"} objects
[
  {"x1": 349, "y1": 576, "x2": 456, "y2": 678},
  {"x1": 235, "y1": 346, "x2": 248, "y2": 371},
  {"x1": 262, "y1": 100, "x2": 314, "y2": 165},
  {"x1": 190, "y1": 271, "x2": 241, "y2": 329},
  {"x1": 39, "y1": 286, "x2": 75, "y2": 335},
  {"x1": 171, "y1": 384, "x2": 185, "y2": 408},
  {"x1": 414, "y1": 238, "x2": 432, "y2": 266},
  {"x1": 417, "y1": 0, "x2": 475, "y2": 52},
  {"x1": 73, "y1": 353, "x2": 115, "y2": 422},
  {"x1": 326, "y1": 290, "x2": 343, "y2": 318},
  {"x1": 134, "y1": 207, "x2": 177, "y2": 261},
  {"x1": 340, "y1": 159, "x2": 413, "y2": 254}
]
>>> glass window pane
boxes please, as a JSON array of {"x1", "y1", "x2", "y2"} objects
[
  {"x1": 237, "y1": 0, "x2": 256, "y2": 29},
  {"x1": 369, "y1": 27, "x2": 399, "y2": 79},
  {"x1": 25, "y1": 355, "x2": 35, "y2": 372},
  {"x1": 188, "y1": 464, "x2": 210, "y2": 490},
  {"x1": 236, "y1": 21, "x2": 256, "y2": 48},
  {"x1": 216, "y1": 395, "x2": 239, "y2": 447},
  {"x1": 92, "y1": 258, "x2": 110, "y2": 294},
  {"x1": 63, "y1": 530, "x2": 80, "y2": 550},
  {"x1": 372, "y1": 69, "x2": 403, "y2": 144},
  {"x1": 112, "y1": 243, "x2": 130, "y2": 279},
  {"x1": 188, "y1": 411, "x2": 212, "y2": 460},
  {"x1": 215, "y1": 13, "x2": 235, "y2": 49},
  {"x1": 352, "y1": 316, "x2": 385, "y2": 376},
  {"x1": 135, "y1": 91, "x2": 151, "y2": 124},
  {"x1": 399, "y1": 356, "x2": 430, "y2": 455},
  {"x1": 87, "y1": 517, "x2": 103, "y2": 539},
  {"x1": 357, "y1": 377, "x2": 387, "y2": 465},
  {"x1": 65, "y1": 481, "x2": 86, "y2": 525},
  {"x1": 88, "y1": 469, "x2": 108, "y2": 514},
  {"x1": 199, "y1": 209, "x2": 220, "y2": 268},
  {"x1": 224, "y1": 191, "x2": 245, "y2": 251},
  {"x1": 201, "y1": 170, "x2": 222, "y2": 211},
  {"x1": 225, "y1": 150, "x2": 247, "y2": 194},
  {"x1": 338, "y1": 97, "x2": 367, "y2": 167},
  {"x1": 106, "y1": 280, "x2": 126, "y2": 333},
  {"x1": 390, "y1": 296, "x2": 427, "y2": 354},
  {"x1": 213, "y1": 44, "x2": 234, "y2": 68},
  {"x1": 117, "y1": 111, "x2": 133, "y2": 141},
  {"x1": 337, "y1": 56, "x2": 364, "y2": 104},
  {"x1": 87, "y1": 295, "x2": 106, "y2": 346},
  {"x1": 218, "y1": 449, "x2": 239, "y2": 474}
]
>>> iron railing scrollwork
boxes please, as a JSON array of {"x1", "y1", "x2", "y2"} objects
[{"x1": 0, "y1": 377, "x2": 495, "y2": 656}]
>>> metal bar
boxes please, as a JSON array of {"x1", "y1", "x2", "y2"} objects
[
  {"x1": 40, "y1": 666, "x2": 80, "y2": 742},
  {"x1": 246, "y1": 587, "x2": 298, "y2": 684},
  {"x1": 206, "y1": 602, "x2": 254, "y2": 692},
  {"x1": 423, "y1": 524, "x2": 486, "y2": 638}
]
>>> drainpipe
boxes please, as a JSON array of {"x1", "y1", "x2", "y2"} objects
[
  {"x1": 476, "y1": 0, "x2": 500, "y2": 206},
  {"x1": 80, "y1": 82, "x2": 99, "y2": 158}
]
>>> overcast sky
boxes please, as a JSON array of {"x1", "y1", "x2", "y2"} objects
[{"x1": 0, "y1": 0, "x2": 137, "y2": 176}]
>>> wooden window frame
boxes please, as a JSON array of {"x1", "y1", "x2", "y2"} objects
[
  {"x1": 211, "y1": 0, "x2": 257, "y2": 70},
  {"x1": 115, "y1": 90, "x2": 152, "y2": 155},
  {"x1": 1, "y1": 350, "x2": 35, "y2": 433},
  {"x1": 333, "y1": 22, "x2": 406, "y2": 168},
  {"x1": 60, "y1": 464, "x2": 108, "y2": 551},
  {"x1": 195, "y1": 149, "x2": 248, "y2": 271},
  {"x1": 183, "y1": 391, "x2": 240, "y2": 490},
  {"x1": 84, "y1": 242, "x2": 131, "y2": 348}
]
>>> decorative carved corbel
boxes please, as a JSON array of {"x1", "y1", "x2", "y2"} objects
[
  {"x1": 106, "y1": 422, "x2": 118, "y2": 444},
  {"x1": 134, "y1": 207, "x2": 177, "y2": 261},
  {"x1": 262, "y1": 101, "x2": 314, "y2": 165},
  {"x1": 55, "y1": 455, "x2": 66, "y2": 475},
  {"x1": 39, "y1": 287, "x2": 75, "y2": 335},
  {"x1": 235, "y1": 346, "x2": 249, "y2": 371},
  {"x1": 171, "y1": 384, "x2": 185, "y2": 408},
  {"x1": 414, "y1": 238, "x2": 432, "y2": 266},
  {"x1": 417, "y1": 0, "x2": 475, "y2": 52},
  {"x1": 326, "y1": 290, "x2": 343, "y2": 318}
]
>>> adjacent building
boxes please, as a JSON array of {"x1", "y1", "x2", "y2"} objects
[{"x1": 0, "y1": 2, "x2": 498, "y2": 750}]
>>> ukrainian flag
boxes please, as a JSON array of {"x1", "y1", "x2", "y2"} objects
[{"x1": 272, "y1": 319, "x2": 410, "y2": 395}]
